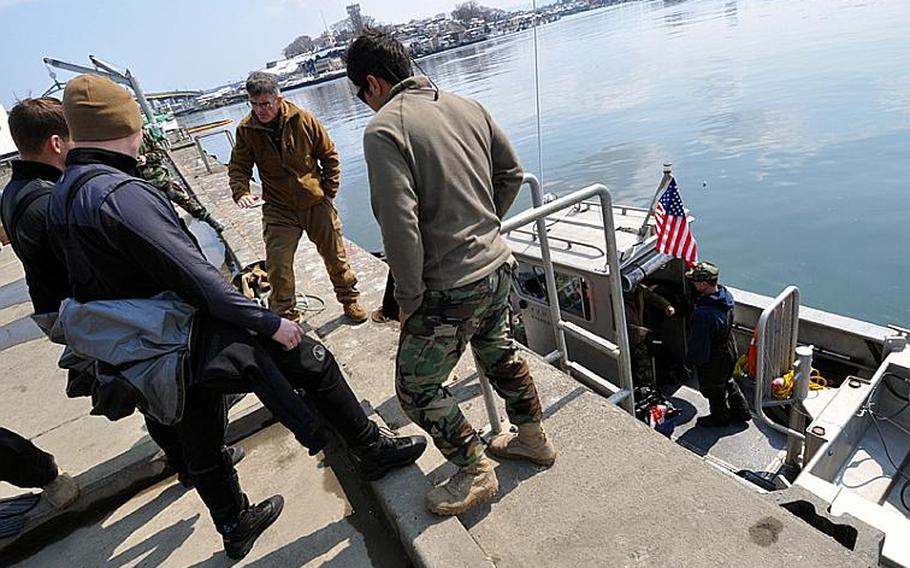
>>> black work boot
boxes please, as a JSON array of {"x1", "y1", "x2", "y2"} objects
[
  {"x1": 179, "y1": 446, "x2": 246, "y2": 488},
  {"x1": 726, "y1": 382, "x2": 752, "y2": 423},
  {"x1": 351, "y1": 429, "x2": 427, "y2": 481},
  {"x1": 696, "y1": 396, "x2": 731, "y2": 428},
  {"x1": 198, "y1": 213, "x2": 224, "y2": 233},
  {"x1": 221, "y1": 495, "x2": 285, "y2": 560}
]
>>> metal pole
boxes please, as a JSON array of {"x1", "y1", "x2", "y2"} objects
[
  {"x1": 473, "y1": 351, "x2": 503, "y2": 436},
  {"x1": 785, "y1": 345, "x2": 814, "y2": 467},
  {"x1": 537, "y1": 198, "x2": 569, "y2": 370},
  {"x1": 599, "y1": 190, "x2": 636, "y2": 415},
  {"x1": 194, "y1": 137, "x2": 212, "y2": 174},
  {"x1": 126, "y1": 73, "x2": 156, "y2": 126},
  {"x1": 637, "y1": 163, "x2": 674, "y2": 238},
  {"x1": 514, "y1": 174, "x2": 568, "y2": 370}
]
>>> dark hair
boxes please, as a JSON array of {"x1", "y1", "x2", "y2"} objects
[
  {"x1": 345, "y1": 27, "x2": 413, "y2": 88},
  {"x1": 8, "y1": 97, "x2": 69, "y2": 156},
  {"x1": 246, "y1": 71, "x2": 280, "y2": 97}
]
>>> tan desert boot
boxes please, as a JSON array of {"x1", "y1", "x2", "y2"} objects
[
  {"x1": 343, "y1": 302, "x2": 369, "y2": 323},
  {"x1": 488, "y1": 422, "x2": 557, "y2": 467},
  {"x1": 426, "y1": 454, "x2": 498, "y2": 516}
]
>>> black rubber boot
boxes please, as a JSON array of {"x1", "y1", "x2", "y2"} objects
[
  {"x1": 179, "y1": 446, "x2": 246, "y2": 488},
  {"x1": 696, "y1": 396, "x2": 731, "y2": 428},
  {"x1": 204, "y1": 215, "x2": 225, "y2": 234},
  {"x1": 351, "y1": 429, "x2": 427, "y2": 481},
  {"x1": 726, "y1": 381, "x2": 752, "y2": 422},
  {"x1": 221, "y1": 495, "x2": 284, "y2": 560}
]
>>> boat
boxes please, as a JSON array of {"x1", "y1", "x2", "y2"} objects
[
  {"x1": 498, "y1": 168, "x2": 910, "y2": 566},
  {"x1": 185, "y1": 118, "x2": 234, "y2": 136}
]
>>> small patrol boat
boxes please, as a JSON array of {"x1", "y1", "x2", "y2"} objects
[{"x1": 498, "y1": 165, "x2": 910, "y2": 566}]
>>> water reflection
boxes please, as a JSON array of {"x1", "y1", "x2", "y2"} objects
[{"x1": 182, "y1": 0, "x2": 910, "y2": 325}]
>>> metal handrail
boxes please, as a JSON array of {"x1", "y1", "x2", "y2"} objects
[
  {"x1": 193, "y1": 129, "x2": 235, "y2": 173},
  {"x1": 753, "y1": 286, "x2": 815, "y2": 467},
  {"x1": 473, "y1": 173, "x2": 544, "y2": 436},
  {"x1": 499, "y1": 178, "x2": 636, "y2": 415}
]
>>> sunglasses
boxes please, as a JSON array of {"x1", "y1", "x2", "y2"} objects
[{"x1": 352, "y1": 59, "x2": 439, "y2": 105}]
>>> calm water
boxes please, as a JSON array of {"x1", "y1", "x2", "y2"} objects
[{"x1": 185, "y1": 0, "x2": 910, "y2": 326}]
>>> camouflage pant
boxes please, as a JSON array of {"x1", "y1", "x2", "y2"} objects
[
  {"x1": 163, "y1": 182, "x2": 210, "y2": 222},
  {"x1": 396, "y1": 263, "x2": 543, "y2": 467}
]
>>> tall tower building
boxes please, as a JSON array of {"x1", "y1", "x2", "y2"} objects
[{"x1": 346, "y1": 4, "x2": 364, "y2": 33}]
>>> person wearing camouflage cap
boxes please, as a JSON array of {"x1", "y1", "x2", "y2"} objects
[{"x1": 685, "y1": 261, "x2": 751, "y2": 427}]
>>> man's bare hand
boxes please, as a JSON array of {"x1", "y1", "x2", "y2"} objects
[
  {"x1": 237, "y1": 194, "x2": 261, "y2": 209},
  {"x1": 665, "y1": 305, "x2": 676, "y2": 318},
  {"x1": 399, "y1": 310, "x2": 412, "y2": 331},
  {"x1": 271, "y1": 318, "x2": 304, "y2": 350}
]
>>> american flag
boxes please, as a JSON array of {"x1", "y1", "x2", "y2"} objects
[{"x1": 654, "y1": 177, "x2": 698, "y2": 265}]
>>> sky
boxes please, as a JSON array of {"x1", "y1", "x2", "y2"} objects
[{"x1": 0, "y1": 0, "x2": 527, "y2": 107}]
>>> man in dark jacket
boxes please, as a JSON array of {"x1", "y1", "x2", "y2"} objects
[
  {"x1": 685, "y1": 262, "x2": 751, "y2": 427},
  {"x1": 0, "y1": 98, "x2": 72, "y2": 317},
  {"x1": 0, "y1": 97, "x2": 240, "y2": 492},
  {"x1": 50, "y1": 74, "x2": 425, "y2": 560}
]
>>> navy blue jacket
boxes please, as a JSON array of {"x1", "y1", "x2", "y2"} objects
[
  {"x1": 0, "y1": 160, "x2": 70, "y2": 314},
  {"x1": 686, "y1": 285, "x2": 735, "y2": 368},
  {"x1": 48, "y1": 148, "x2": 280, "y2": 337}
]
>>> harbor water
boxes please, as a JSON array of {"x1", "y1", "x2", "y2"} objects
[{"x1": 184, "y1": 0, "x2": 910, "y2": 327}]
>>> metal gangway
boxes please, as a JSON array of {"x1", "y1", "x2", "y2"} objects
[{"x1": 471, "y1": 174, "x2": 636, "y2": 435}]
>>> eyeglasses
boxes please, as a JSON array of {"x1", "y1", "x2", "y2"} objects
[
  {"x1": 248, "y1": 99, "x2": 276, "y2": 110},
  {"x1": 352, "y1": 59, "x2": 440, "y2": 106}
]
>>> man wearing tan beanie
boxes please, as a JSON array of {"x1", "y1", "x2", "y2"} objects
[{"x1": 49, "y1": 74, "x2": 425, "y2": 559}]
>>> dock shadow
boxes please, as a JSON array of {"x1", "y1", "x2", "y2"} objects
[
  {"x1": 542, "y1": 386, "x2": 587, "y2": 420},
  {"x1": 189, "y1": 519, "x2": 365, "y2": 568},
  {"x1": 0, "y1": 278, "x2": 29, "y2": 311},
  {"x1": 0, "y1": 316, "x2": 44, "y2": 353},
  {"x1": 316, "y1": 315, "x2": 359, "y2": 338}
]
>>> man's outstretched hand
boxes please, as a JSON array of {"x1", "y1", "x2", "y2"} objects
[
  {"x1": 237, "y1": 194, "x2": 261, "y2": 209},
  {"x1": 271, "y1": 318, "x2": 304, "y2": 350}
]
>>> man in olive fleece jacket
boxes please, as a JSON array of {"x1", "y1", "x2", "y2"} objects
[{"x1": 347, "y1": 29, "x2": 556, "y2": 517}]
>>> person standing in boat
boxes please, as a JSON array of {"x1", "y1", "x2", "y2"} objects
[
  {"x1": 685, "y1": 262, "x2": 751, "y2": 427},
  {"x1": 347, "y1": 28, "x2": 556, "y2": 517},
  {"x1": 228, "y1": 71, "x2": 367, "y2": 324}
]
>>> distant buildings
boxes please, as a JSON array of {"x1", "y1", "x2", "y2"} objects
[{"x1": 182, "y1": 0, "x2": 625, "y2": 114}]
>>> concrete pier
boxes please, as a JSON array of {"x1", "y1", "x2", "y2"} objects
[{"x1": 0, "y1": 144, "x2": 876, "y2": 567}]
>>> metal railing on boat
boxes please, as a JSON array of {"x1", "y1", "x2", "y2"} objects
[
  {"x1": 470, "y1": 174, "x2": 636, "y2": 435},
  {"x1": 753, "y1": 286, "x2": 814, "y2": 469}
]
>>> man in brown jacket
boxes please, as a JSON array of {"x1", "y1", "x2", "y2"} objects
[
  {"x1": 347, "y1": 30, "x2": 556, "y2": 517},
  {"x1": 229, "y1": 72, "x2": 366, "y2": 323}
]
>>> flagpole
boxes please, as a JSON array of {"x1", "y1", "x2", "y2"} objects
[{"x1": 637, "y1": 162, "x2": 674, "y2": 238}]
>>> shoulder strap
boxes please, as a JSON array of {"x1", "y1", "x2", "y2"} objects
[
  {"x1": 63, "y1": 170, "x2": 110, "y2": 225},
  {"x1": 5, "y1": 183, "x2": 52, "y2": 245}
]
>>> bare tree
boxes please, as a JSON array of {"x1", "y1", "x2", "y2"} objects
[
  {"x1": 452, "y1": 1, "x2": 504, "y2": 23},
  {"x1": 283, "y1": 35, "x2": 315, "y2": 58}
]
